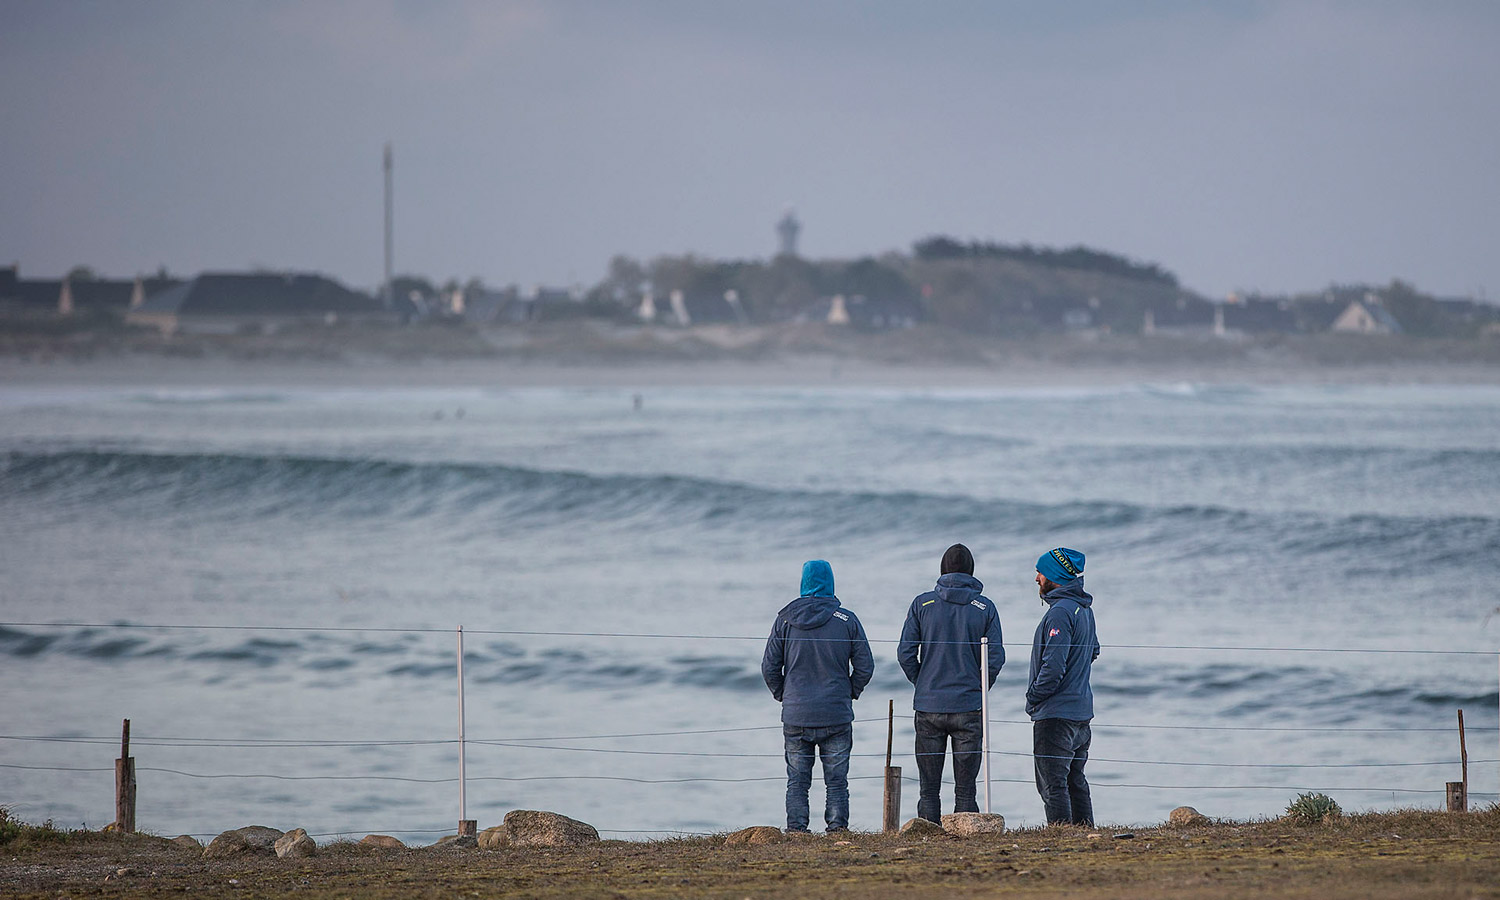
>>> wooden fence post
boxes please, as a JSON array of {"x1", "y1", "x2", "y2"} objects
[
  {"x1": 115, "y1": 719, "x2": 136, "y2": 833},
  {"x1": 882, "y1": 700, "x2": 902, "y2": 832},
  {"x1": 1447, "y1": 708, "x2": 1469, "y2": 813}
]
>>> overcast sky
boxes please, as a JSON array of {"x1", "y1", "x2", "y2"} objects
[{"x1": 2, "y1": 0, "x2": 1496, "y2": 298}]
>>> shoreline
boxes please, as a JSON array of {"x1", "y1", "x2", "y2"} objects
[{"x1": 5, "y1": 354, "x2": 1500, "y2": 390}]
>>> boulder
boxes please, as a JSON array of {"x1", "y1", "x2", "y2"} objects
[
  {"x1": 360, "y1": 834, "x2": 407, "y2": 850},
  {"x1": 274, "y1": 828, "x2": 317, "y2": 859},
  {"x1": 723, "y1": 826, "x2": 786, "y2": 847},
  {"x1": 1169, "y1": 806, "x2": 1210, "y2": 826},
  {"x1": 203, "y1": 831, "x2": 259, "y2": 860},
  {"x1": 478, "y1": 825, "x2": 509, "y2": 850},
  {"x1": 170, "y1": 835, "x2": 203, "y2": 851},
  {"x1": 899, "y1": 817, "x2": 946, "y2": 837},
  {"x1": 432, "y1": 835, "x2": 477, "y2": 849},
  {"x1": 498, "y1": 810, "x2": 599, "y2": 849},
  {"x1": 942, "y1": 813, "x2": 1006, "y2": 836},
  {"x1": 232, "y1": 826, "x2": 284, "y2": 853}
]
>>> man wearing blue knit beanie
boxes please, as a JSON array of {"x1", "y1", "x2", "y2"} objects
[{"x1": 1027, "y1": 547, "x2": 1100, "y2": 826}]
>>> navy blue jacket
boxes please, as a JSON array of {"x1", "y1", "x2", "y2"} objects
[
  {"x1": 762, "y1": 595, "x2": 875, "y2": 727},
  {"x1": 1026, "y1": 577, "x2": 1099, "y2": 721},
  {"x1": 897, "y1": 573, "x2": 1004, "y2": 714}
]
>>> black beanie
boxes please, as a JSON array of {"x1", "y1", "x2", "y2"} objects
[{"x1": 941, "y1": 543, "x2": 974, "y2": 576}]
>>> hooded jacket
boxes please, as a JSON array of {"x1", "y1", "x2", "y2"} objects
[
  {"x1": 761, "y1": 564, "x2": 875, "y2": 727},
  {"x1": 1026, "y1": 577, "x2": 1099, "y2": 721},
  {"x1": 897, "y1": 573, "x2": 1005, "y2": 714}
]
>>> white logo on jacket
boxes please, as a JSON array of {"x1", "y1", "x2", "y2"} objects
[{"x1": 832, "y1": 611, "x2": 849, "y2": 621}]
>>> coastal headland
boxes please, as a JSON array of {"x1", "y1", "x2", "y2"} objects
[{"x1": 3, "y1": 808, "x2": 1498, "y2": 899}]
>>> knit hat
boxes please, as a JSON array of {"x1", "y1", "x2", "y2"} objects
[
  {"x1": 1036, "y1": 547, "x2": 1084, "y2": 584},
  {"x1": 941, "y1": 543, "x2": 974, "y2": 576},
  {"x1": 800, "y1": 559, "x2": 835, "y2": 597}
]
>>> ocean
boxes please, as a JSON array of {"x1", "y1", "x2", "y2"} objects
[{"x1": 2, "y1": 381, "x2": 1498, "y2": 840}]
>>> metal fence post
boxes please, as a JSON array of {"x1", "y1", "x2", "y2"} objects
[
  {"x1": 457, "y1": 625, "x2": 475, "y2": 837},
  {"x1": 980, "y1": 637, "x2": 991, "y2": 814}
]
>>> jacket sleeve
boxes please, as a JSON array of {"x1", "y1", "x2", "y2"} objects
[
  {"x1": 1026, "y1": 608, "x2": 1071, "y2": 707},
  {"x1": 896, "y1": 601, "x2": 922, "y2": 685},
  {"x1": 761, "y1": 620, "x2": 786, "y2": 702},
  {"x1": 985, "y1": 608, "x2": 1005, "y2": 688},
  {"x1": 849, "y1": 616, "x2": 875, "y2": 699}
]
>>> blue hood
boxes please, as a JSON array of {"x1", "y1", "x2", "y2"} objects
[
  {"x1": 1043, "y1": 577, "x2": 1092, "y2": 608},
  {"x1": 800, "y1": 559, "x2": 835, "y2": 599},
  {"x1": 778, "y1": 594, "x2": 841, "y2": 630},
  {"x1": 935, "y1": 572, "x2": 984, "y2": 604}
]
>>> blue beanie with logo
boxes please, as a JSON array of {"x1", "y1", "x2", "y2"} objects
[{"x1": 1036, "y1": 547, "x2": 1085, "y2": 584}]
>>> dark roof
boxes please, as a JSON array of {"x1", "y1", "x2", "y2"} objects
[
  {"x1": 11, "y1": 279, "x2": 63, "y2": 309},
  {"x1": 173, "y1": 273, "x2": 381, "y2": 316},
  {"x1": 67, "y1": 279, "x2": 134, "y2": 310},
  {"x1": 0, "y1": 265, "x2": 16, "y2": 296}
]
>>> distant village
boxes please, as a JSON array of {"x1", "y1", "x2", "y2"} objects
[{"x1": 3, "y1": 215, "x2": 1498, "y2": 345}]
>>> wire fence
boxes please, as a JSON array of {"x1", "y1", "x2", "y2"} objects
[{"x1": 2, "y1": 619, "x2": 1497, "y2": 837}]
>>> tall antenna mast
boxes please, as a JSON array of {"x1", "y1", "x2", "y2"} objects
[{"x1": 383, "y1": 142, "x2": 394, "y2": 305}]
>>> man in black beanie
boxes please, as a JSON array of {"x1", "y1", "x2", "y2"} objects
[{"x1": 897, "y1": 543, "x2": 1005, "y2": 823}]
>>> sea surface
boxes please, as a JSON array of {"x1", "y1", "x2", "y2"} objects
[{"x1": 2, "y1": 381, "x2": 1498, "y2": 840}]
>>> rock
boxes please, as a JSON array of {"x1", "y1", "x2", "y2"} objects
[
  {"x1": 723, "y1": 826, "x2": 785, "y2": 847},
  {"x1": 899, "y1": 817, "x2": 947, "y2": 837},
  {"x1": 274, "y1": 828, "x2": 317, "y2": 859},
  {"x1": 477, "y1": 825, "x2": 509, "y2": 850},
  {"x1": 203, "y1": 831, "x2": 258, "y2": 860},
  {"x1": 232, "y1": 826, "x2": 284, "y2": 853},
  {"x1": 498, "y1": 810, "x2": 599, "y2": 849},
  {"x1": 432, "y1": 835, "x2": 477, "y2": 849},
  {"x1": 1169, "y1": 806, "x2": 1210, "y2": 826},
  {"x1": 171, "y1": 835, "x2": 203, "y2": 851},
  {"x1": 360, "y1": 834, "x2": 406, "y2": 850},
  {"x1": 115, "y1": 867, "x2": 137, "y2": 876},
  {"x1": 942, "y1": 813, "x2": 1006, "y2": 837}
]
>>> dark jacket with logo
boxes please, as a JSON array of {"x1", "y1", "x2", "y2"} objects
[
  {"x1": 897, "y1": 573, "x2": 1005, "y2": 713},
  {"x1": 762, "y1": 594, "x2": 875, "y2": 727},
  {"x1": 1026, "y1": 577, "x2": 1099, "y2": 721}
]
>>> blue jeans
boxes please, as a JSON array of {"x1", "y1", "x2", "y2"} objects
[
  {"x1": 1033, "y1": 718, "x2": 1092, "y2": 825},
  {"x1": 914, "y1": 711, "x2": 983, "y2": 823},
  {"x1": 783, "y1": 723, "x2": 852, "y2": 832}
]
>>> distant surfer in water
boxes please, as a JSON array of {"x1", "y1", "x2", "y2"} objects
[
  {"x1": 1027, "y1": 547, "x2": 1099, "y2": 826},
  {"x1": 761, "y1": 560, "x2": 875, "y2": 833}
]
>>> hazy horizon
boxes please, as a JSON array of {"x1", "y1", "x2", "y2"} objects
[{"x1": 3, "y1": 1, "x2": 1497, "y2": 300}]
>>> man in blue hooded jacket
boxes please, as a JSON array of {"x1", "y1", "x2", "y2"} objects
[
  {"x1": 1028, "y1": 547, "x2": 1100, "y2": 826},
  {"x1": 897, "y1": 543, "x2": 1004, "y2": 824},
  {"x1": 762, "y1": 559, "x2": 875, "y2": 833}
]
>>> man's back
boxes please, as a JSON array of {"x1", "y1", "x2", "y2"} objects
[
  {"x1": 763, "y1": 595, "x2": 874, "y2": 727},
  {"x1": 897, "y1": 573, "x2": 1004, "y2": 713}
]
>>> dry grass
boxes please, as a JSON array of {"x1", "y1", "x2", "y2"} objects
[{"x1": 3, "y1": 807, "x2": 1499, "y2": 899}]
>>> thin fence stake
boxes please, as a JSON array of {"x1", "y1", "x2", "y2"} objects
[
  {"x1": 981, "y1": 637, "x2": 991, "y2": 815},
  {"x1": 883, "y1": 700, "x2": 901, "y2": 833},
  {"x1": 457, "y1": 626, "x2": 475, "y2": 837}
]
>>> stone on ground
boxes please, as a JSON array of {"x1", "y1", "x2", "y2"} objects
[
  {"x1": 942, "y1": 812, "x2": 1006, "y2": 836},
  {"x1": 899, "y1": 817, "x2": 947, "y2": 837},
  {"x1": 1169, "y1": 806, "x2": 1210, "y2": 826},
  {"x1": 170, "y1": 835, "x2": 202, "y2": 851},
  {"x1": 360, "y1": 834, "x2": 407, "y2": 850},
  {"x1": 498, "y1": 810, "x2": 599, "y2": 848},
  {"x1": 274, "y1": 828, "x2": 317, "y2": 858},
  {"x1": 232, "y1": 826, "x2": 284, "y2": 852},
  {"x1": 203, "y1": 831, "x2": 259, "y2": 860},
  {"x1": 478, "y1": 825, "x2": 508, "y2": 850},
  {"x1": 724, "y1": 826, "x2": 785, "y2": 846}
]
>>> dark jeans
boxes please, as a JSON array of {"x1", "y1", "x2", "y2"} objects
[
  {"x1": 914, "y1": 710, "x2": 983, "y2": 824},
  {"x1": 783, "y1": 723, "x2": 852, "y2": 832},
  {"x1": 1033, "y1": 718, "x2": 1092, "y2": 825}
]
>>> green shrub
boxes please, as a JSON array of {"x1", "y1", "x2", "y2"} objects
[{"x1": 1285, "y1": 792, "x2": 1343, "y2": 824}]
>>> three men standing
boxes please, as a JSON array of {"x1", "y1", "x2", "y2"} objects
[
  {"x1": 763, "y1": 546, "x2": 1099, "y2": 831},
  {"x1": 897, "y1": 543, "x2": 1005, "y2": 824},
  {"x1": 761, "y1": 559, "x2": 875, "y2": 833}
]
